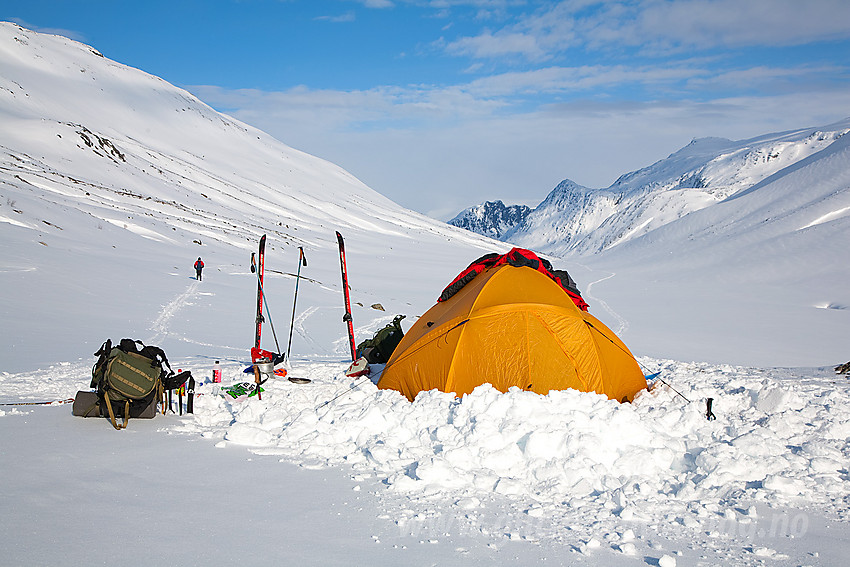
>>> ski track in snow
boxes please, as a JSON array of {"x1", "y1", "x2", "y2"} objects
[
  {"x1": 292, "y1": 306, "x2": 329, "y2": 355},
  {"x1": 584, "y1": 271, "x2": 629, "y2": 335},
  {"x1": 146, "y1": 280, "x2": 201, "y2": 345}
]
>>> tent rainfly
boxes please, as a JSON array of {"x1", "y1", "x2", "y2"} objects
[{"x1": 377, "y1": 248, "x2": 647, "y2": 402}]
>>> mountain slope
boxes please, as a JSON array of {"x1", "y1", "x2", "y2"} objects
[
  {"x1": 0, "y1": 22, "x2": 501, "y2": 371},
  {"x1": 582, "y1": 128, "x2": 850, "y2": 365},
  {"x1": 505, "y1": 122, "x2": 850, "y2": 256},
  {"x1": 500, "y1": 179, "x2": 622, "y2": 251}
]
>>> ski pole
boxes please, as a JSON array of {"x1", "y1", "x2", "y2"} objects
[
  {"x1": 0, "y1": 398, "x2": 74, "y2": 406},
  {"x1": 251, "y1": 259, "x2": 282, "y2": 355},
  {"x1": 286, "y1": 247, "x2": 307, "y2": 360}
]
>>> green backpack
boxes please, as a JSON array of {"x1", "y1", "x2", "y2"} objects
[
  {"x1": 90, "y1": 339, "x2": 171, "y2": 430},
  {"x1": 356, "y1": 315, "x2": 406, "y2": 365}
]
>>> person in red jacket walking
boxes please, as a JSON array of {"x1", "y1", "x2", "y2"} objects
[{"x1": 194, "y1": 257, "x2": 204, "y2": 281}]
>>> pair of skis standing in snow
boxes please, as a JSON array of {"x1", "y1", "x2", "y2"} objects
[{"x1": 245, "y1": 231, "x2": 367, "y2": 398}]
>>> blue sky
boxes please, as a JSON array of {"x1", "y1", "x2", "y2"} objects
[{"x1": 6, "y1": 1, "x2": 850, "y2": 219}]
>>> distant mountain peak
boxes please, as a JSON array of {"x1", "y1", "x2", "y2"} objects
[
  {"x1": 447, "y1": 199, "x2": 532, "y2": 239},
  {"x1": 537, "y1": 179, "x2": 595, "y2": 206}
]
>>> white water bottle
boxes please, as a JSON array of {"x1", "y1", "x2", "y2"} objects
[{"x1": 213, "y1": 360, "x2": 222, "y2": 383}]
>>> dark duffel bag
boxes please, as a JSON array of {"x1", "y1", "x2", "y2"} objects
[{"x1": 72, "y1": 390, "x2": 157, "y2": 419}]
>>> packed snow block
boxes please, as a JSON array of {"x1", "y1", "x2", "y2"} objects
[{"x1": 71, "y1": 390, "x2": 157, "y2": 419}]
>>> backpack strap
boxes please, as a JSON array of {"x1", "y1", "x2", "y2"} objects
[
  {"x1": 157, "y1": 380, "x2": 165, "y2": 415},
  {"x1": 81, "y1": 400, "x2": 100, "y2": 417},
  {"x1": 103, "y1": 395, "x2": 129, "y2": 430},
  {"x1": 137, "y1": 343, "x2": 173, "y2": 374},
  {"x1": 90, "y1": 339, "x2": 112, "y2": 388},
  {"x1": 118, "y1": 338, "x2": 140, "y2": 354}
]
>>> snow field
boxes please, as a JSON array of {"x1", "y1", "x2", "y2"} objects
[
  {"x1": 154, "y1": 356, "x2": 849, "y2": 562},
  {"x1": 8, "y1": 354, "x2": 844, "y2": 563}
]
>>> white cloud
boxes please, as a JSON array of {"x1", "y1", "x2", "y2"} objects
[
  {"x1": 447, "y1": 29, "x2": 549, "y2": 60},
  {"x1": 315, "y1": 12, "x2": 357, "y2": 23},
  {"x1": 445, "y1": 0, "x2": 850, "y2": 60},
  {"x1": 190, "y1": 74, "x2": 850, "y2": 218},
  {"x1": 356, "y1": 0, "x2": 396, "y2": 8},
  {"x1": 631, "y1": 0, "x2": 850, "y2": 50},
  {"x1": 684, "y1": 64, "x2": 849, "y2": 92},
  {"x1": 462, "y1": 64, "x2": 708, "y2": 96},
  {"x1": 182, "y1": 3, "x2": 850, "y2": 219}
]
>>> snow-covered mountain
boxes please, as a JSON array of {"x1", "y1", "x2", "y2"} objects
[
  {"x1": 501, "y1": 178, "x2": 622, "y2": 250},
  {"x1": 0, "y1": 22, "x2": 500, "y2": 371},
  {"x1": 449, "y1": 119, "x2": 850, "y2": 366},
  {"x1": 459, "y1": 122, "x2": 850, "y2": 258},
  {"x1": 584, "y1": 125, "x2": 850, "y2": 365},
  {"x1": 447, "y1": 199, "x2": 531, "y2": 238}
]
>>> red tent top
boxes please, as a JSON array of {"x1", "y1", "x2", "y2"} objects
[{"x1": 438, "y1": 248, "x2": 589, "y2": 311}]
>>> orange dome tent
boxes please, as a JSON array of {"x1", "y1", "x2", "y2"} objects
[{"x1": 377, "y1": 248, "x2": 646, "y2": 402}]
